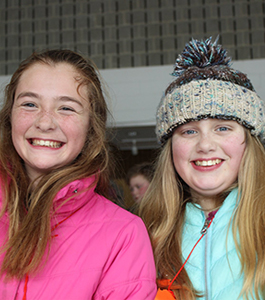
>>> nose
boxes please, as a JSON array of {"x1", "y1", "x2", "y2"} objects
[
  {"x1": 130, "y1": 188, "x2": 138, "y2": 199},
  {"x1": 131, "y1": 188, "x2": 137, "y2": 196},
  {"x1": 196, "y1": 133, "x2": 216, "y2": 153},
  {"x1": 35, "y1": 110, "x2": 57, "y2": 132}
]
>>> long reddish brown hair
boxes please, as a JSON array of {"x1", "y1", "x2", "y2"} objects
[{"x1": 0, "y1": 50, "x2": 113, "y2": 279}]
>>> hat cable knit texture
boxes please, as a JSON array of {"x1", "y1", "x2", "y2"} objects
[{"x1": 156, "y1": 37, "x2": 265, "y2": 145}]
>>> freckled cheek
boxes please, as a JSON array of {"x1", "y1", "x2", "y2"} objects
[
  {"x1": 172, "y1": 143, "x2": 190, "y2": 163},
  {"x1": 12, "y1": 108, "x2": 35, "y2": 124},
  {"x1": 223, "y1": 139, "x2": 246, "y2": 172},
  {"x1": 61, "y1": 117, "x2": 85, "y2": 129},
  {"x1": 61, "y1": 122, "x2": 88, "y2": 147},
  {"x1": 11, "y1": 113, "x2": 32, "y2": 138},
  {"x1": 233, "y1": 145, "x2": 246, "y2": 167},
  {"x1": 224, "y1": 137, "x2": 246, "y2": 157},
  {"x1": 172, "y1": 144, "x2": 192, "y2": 177}
]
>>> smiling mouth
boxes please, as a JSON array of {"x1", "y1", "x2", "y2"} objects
[
  {"x1": 194, "y1": 159, "x2": 222, "y2": 166},
  {"x1": 31, "y1": 139, "x2": 62, "y2": 148}
]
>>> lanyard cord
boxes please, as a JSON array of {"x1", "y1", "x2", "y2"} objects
[{"x1": 167, "y1": 211, "x2": 217, "y2": 295}]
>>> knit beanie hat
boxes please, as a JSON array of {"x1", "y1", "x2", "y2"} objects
[{"x1": 156, "y1": 37, "x2": 265, "y2": 145}]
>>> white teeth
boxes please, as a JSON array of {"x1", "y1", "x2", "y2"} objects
[
  {"x1": 32, "y1": 139, "x2": 61, "y2": 148},
  {"x1": 195, "y1": 159, "x2": 222, "y2": 166}
]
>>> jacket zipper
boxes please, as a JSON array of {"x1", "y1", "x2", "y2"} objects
[
  {"x1": 204, "y1": 225, "x2": 209, "y2": 300},
  {"x1": 201, "y1": 217, "x2": 209, "y2": 300},
  {"x1": 201, "y1": 211, "x2": 217, "y2": 300}
]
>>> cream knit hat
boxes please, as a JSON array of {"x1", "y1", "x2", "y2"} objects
[{"x1": 156, "y1": 37, "x2": 265, "y2": 145}]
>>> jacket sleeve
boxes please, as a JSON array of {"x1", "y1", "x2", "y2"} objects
[{"x1": 94, "y1": 216, "x2": 157, "y2": 300}]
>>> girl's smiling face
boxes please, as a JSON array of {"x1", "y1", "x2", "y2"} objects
[
  {"x1": 11, "y1": 62, "x2": 90, "y2": 182},
  {"x1": 172, "y1": 119, "x2": 246, "y2": 201}
]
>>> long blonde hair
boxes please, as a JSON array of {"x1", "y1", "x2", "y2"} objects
[
  {"x1": 139, "y1": 130, "x2": 265, "y2": 299},
  {"x1": 0, "y1": 50, "x2": 113, "y2": 279}
]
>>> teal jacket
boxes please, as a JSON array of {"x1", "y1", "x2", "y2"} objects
[{"x1": 182, "y1": 189, "x2": 259, "y2": 300}]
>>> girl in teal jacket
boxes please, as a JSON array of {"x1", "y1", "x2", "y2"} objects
[{"x1": 139, "y1": 37, "x2": 265, "y2": 300}]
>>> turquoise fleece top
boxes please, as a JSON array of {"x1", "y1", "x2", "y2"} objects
[{"x1": 182, "y1": 188, "x2": 259, "y2": 300}]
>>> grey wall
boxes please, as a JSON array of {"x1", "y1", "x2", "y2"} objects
[{"x1": 1, "y1": 0, "x2": 265, "y2": 75}]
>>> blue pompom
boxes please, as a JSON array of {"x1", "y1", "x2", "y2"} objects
[{"x1": 172, "y1": 36, "x2": 231, "y2": 77}]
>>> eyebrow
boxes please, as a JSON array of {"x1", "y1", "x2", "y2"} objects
[
  {"x1": 16, "y1": 91, "x2": 39, "y2": 100},
  {"x1": 15, "y1": 92, "x2": 84, "y2": 107},
  {"x1": 58, "y1": 96, "x2": 84, "y2": 107}
]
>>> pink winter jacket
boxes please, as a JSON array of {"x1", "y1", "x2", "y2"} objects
[{"x1": 0, "y1": 176, "x2": 157, "y2": 300}]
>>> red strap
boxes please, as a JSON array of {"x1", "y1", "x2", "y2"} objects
[
  {"x1": 22, "y1": 274, "x2": 29, "y2": 300},
  {"x1": 167, "y1": 214, "x2": 216, "y2": 293}
]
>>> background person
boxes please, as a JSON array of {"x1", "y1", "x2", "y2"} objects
[{"x1": 127, "y1": 162, "x2": 154, "y2": 203}]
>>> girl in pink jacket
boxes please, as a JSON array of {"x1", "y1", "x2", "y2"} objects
[{"x1": 0, "y1": 50, "x2": 156, "y2": 299}]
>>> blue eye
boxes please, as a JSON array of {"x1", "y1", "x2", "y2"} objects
[
  {"x1": 184, "y1": 129, "x2": 196, "y2": 135},
  {"x1": 61, "y1": 107, "x2": 75, "y2": 111},
  {"x1": 23, "y1": 102, "x2": 36, "y2": 107},
  {"x1": 217, "y1": 127, "x2": 229, "y2": 131}
]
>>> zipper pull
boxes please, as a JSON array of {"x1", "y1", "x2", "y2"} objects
[
  {"x1": 200, "y1": 219, "x2": 211, "y2": 235},
  {"x1": 200, "y1": 210, "x2": 218, "y2": 235}
]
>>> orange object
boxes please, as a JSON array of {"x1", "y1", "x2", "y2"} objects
[
  {"x1": 157, "y1": 279, "x2": 171, "y2": 288},
  {"x1": 155, "y1": 288, "x2": 176, "y2": 300}
]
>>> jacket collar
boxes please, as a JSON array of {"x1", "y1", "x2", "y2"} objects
[
  {"x1": 52, "y1": 175, "x2": 97, "y2": 216},
  {"x1": 185, "y1": 188, "x2": 239, "y2": 227}
]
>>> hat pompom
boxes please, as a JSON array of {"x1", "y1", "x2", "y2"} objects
[
  {"x1": 166, "y1": 36, "x2": 254, "y2": 93},
  {"x1": 172, "y1": 36, "x2": 231, "y2": 77}
]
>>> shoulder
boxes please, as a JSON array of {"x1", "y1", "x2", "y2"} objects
[
  {"x1": 89, "y1": 194, "x2": 147, "y2": 232},
  {"x1": 89, "y1": 198, "x2": 156, "y2": 299},
  {"x1": 70, "y1": 192, "x2": 149, "y2": 239},
  {"x1": 50, "y1": 190, "x2": 156, "y2": 299}
]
